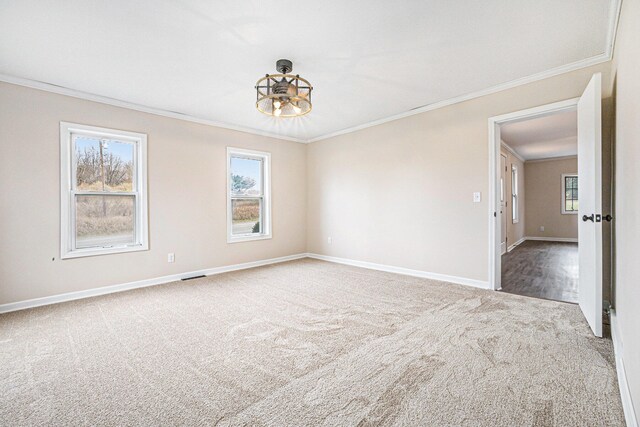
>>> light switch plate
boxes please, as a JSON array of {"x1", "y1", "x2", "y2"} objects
[{"x1": 473, "y1": 192, "x2": 482, "y2": 203}]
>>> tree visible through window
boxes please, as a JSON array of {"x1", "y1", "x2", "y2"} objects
[
  {"x1": 227, "y1": 148, "x2": 271, "y2": 242},
  {"x1": 60, "y1": 122, "x2": 148, "y2": 258},
  {"x1": 563, "y1": 174, "x2": 578, "y2": 214}
]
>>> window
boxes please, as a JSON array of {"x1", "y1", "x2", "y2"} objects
[
  {"x1": 562, "y1": 174, "x2": 579, "y2": 214},
  {"x1": 60, "y1": 122, "x2": 148, "y2": 258},
  {"x1": 511, "y1": 164, "x2": 519, "y2": 223},
  {"x1": 227, "y1": 147, "x2": 271, "y2": 243}
]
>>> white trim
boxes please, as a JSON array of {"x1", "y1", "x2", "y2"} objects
[
  {"x1": 306, "y1": 253, "x2": 490, "y2": 290},
  {"x1": 507, "y1": 236, "x2": 526, "y2": 252},
  {"x1": 308, "y1": 0, "x2": 620, "y2": 143},
  {"x1": 488, "y1": 98, "x2": 580, "y2": 290},
  {"x1": 0, "y1": 0, "x2": 622, "y2": 147},
  {"x1": 611, "y1": 309, "x2": 639, "y2": 427},
  {"x1": 0, "y1": 74, "x2": 306, "y2": 144},
  {"x1": 525, "y1": 236, "x2": 578, "y2": 243},
  {"x1": 525, "y1": 155, "x2": 578, "y2": 164},
  {"x1": 606, "y1": 0, "x2": 624, "y2": 61},
  {"x1": 0, "y1": 254, "x2": 307, "y2": 314},
  {"x1": 308, "y1": 55, "x2": 611, "y2": 143},
  {"x1": 60, "y1": 122, "x2": 149, "y2": 259},
  {"x1": 500, "y1": 142, "x2": 526, "y2": 163},
  {"x1": 226, "y1": 147, "x2": 272, "y2": 243}
]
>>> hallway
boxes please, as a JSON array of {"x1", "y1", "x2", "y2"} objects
[{"x1": 501, "y1": 240, "x2": 578, "y2": 303}]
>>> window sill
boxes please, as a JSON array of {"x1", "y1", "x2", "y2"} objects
[
  {"x1": 227, "y1": 234, "x2": 272, "y2": 244},
  {"x1": 561, "y1": 211, "x2": 579, "y2": 215},
  {"x1": 61, "y1": 244, "x2": 149, "y2": 259}
]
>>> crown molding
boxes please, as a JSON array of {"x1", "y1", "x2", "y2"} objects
[
  {"x1": 0, "y1": 73, "x2": 307, "y2": 144},
  {"x1": 308, "y1": 54, "x2": 610, "y2": 143},
  {"x1": 0, "y1": 0, "x2": 621, "y2": 145},
  {"x1": 500, "y1": 142, "x2": 526, "y2": 163},
  {"x1": 525, "y1": 155, "x2": 578, "y2": 164},
  {"x1": 309, "y1": 0, "x2": 621, "y2": 143}
]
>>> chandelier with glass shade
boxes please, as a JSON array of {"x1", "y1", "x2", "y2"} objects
[{"x1": 255, "y1": 59, "x2": 313, "y2": 118}]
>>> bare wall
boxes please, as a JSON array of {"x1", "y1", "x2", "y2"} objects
[
  {"x1": 306, "y1": 62, "x2": 612, "y2": 283},
  {"x1": 524, "y1": 157, "x2": 578, "y2": 239},
  {"x1": 0, "y1": 83, "x2": 307, "y2": 305},
  {"x1": 611, "y1": 0, "x2": 640, "y2": 415}
]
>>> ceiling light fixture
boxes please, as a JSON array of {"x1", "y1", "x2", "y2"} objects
[{"x1": 255, "y1": 59, "x2": 312, "y2": 118}]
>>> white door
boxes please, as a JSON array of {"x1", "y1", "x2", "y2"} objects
[
  {"x1": 577, "y1": 73, "x2": 603, "y2": 337},
  {"x1": 500, "y1": 154, "x2": 507, "y2": 254}
]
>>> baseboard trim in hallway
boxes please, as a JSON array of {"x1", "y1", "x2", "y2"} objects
[
  {"x1": 525, "y1": 236, "x2": 579, "y2": 243},
  {"x1": 0, "y1": 253, "x2": 308, "y2": 314},
  {"x1": 306, "y1": 253, "x2": 490, "y2": 290},
  {"x1": 611, "y1": 310, "x2": 639, "y2": 427}
]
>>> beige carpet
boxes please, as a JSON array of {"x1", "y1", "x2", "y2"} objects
[{"x1": 0, "y1": 259, "x2": 625, "y2": 426}]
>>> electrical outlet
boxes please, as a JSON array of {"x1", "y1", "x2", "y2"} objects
[
  {"x1": 473, "y1": 192, "x2": 482, "y2": 203},
  {"x1": 168, "y1": 253, "x2": 175, "y2": 263},
  {"x1": 327, "y1": 236, "x2": 332, "y2": 244},
  {"x1": 539, "y1": 226, "x2": 545, "y2": 232}
]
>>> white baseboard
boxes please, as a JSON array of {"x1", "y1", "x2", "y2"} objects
[
  {"x1": 507, "y1": 237, "x2": 526, "y2": 252},
  {"x1": 525, "y1": 236, "x2": 579, "y2": 243},
  {"x1": 306, "y1": 253, "x2": 490, "y2": 290},
  {"x1": 611, "y1": 309, "x2": 639, "y2": 427},
  {"x1": 0, "y1": 253, "x2": 307, "y2": 314}
]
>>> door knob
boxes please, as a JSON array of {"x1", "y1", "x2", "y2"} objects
[
  {"x1": 582, "y1": 214, "x2": 594, "y2": 222},
  {"x1": 603, "y1": 214, "x2": 613, "y2": 222}
]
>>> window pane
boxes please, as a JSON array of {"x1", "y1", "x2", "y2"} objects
[
  {"x1": 232, "y1": 199, "x2": 261, "y2": 235},
  {"x1": 76, "y1": 195, "x2": 135, "y2": 248},
  {"x1": 75, "y1": 135, "x2": 135, "y2": 192},
  {"x1": 564, "y1": 176, "x2": 578, "y2": 211},
  {"x1": 230, "y1": 157, "x2": 262, "y2": 196}
]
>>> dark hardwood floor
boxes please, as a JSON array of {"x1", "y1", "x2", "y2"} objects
[{"x1": 501, "y1": 240, "x2": 578, "y2": 304}]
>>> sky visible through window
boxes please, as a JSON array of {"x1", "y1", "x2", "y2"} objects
[
  {"x1": 231, "y1": 157, "x2": 260, "y2": 180},
  {"x1": 231, "y1": 157, "x2": 261, "y2": 193},
  {"x1": 75, "y1": 136, "x2": 133, "y2": 162}
]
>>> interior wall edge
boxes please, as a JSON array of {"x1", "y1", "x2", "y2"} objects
[{"x1": 611, "y1": 309, "x2": 640, "y2": 427}]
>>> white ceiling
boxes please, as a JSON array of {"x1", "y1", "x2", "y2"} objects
[
  {"x1": 501, "y1": 110, "x2": 577, "y2": 160},
  {"x1": 0, "y1": 1, "x2": 618, "y2": 142}
]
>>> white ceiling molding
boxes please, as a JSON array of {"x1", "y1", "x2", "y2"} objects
[
  {"x1": 0, "y1": 0, "x2": 622, "y2": 143},
  {"x1": 310, "y1": 0, "x2": 620, "y2": 143},
  {"x1": 525, "y1": 155, "x2": 578, "y2": 164},
  {"x1": 500, "y1": 142, "x2": 526, "y2": 163},
  {"x1": 0, "y1": 53, "x2": 608, "y2": 146},
  {"x1": 0, "y1": 73, "x2": 307, "y2": 144}
]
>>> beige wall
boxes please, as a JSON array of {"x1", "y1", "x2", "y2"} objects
[
  {"x1": 0, "y1": 83, "x2": 307, "y2": 305},
  {"x1": 611, "y1": 0, "x2": 640, "y2": 415},
  {"x1": 307, "y1": 62, "x2": 612, "y2": 282},
  {"x1": 524, "y1": 157, "x2": 578, "y2": 239},
  {"x1": 502, "y1": 147, "x2": 526, "y2": 247}
]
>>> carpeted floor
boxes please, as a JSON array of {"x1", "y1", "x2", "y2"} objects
[{"x1": 0, "y1": 259, "x2": 625, "y2": 426}]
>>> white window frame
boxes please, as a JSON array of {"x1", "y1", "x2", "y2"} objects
[
  {"x1": 227, "y1": 147, "x2": 272, "y2": 243},
  {"x1": 561, "y1": 173, "x2": 579, "y2": 215},
  {"x1": 511, "y1": 164, "x2": 519, "y2": 224},
  {"x1": 60, "y1": 122, "x2": 148, "y2": 259}
]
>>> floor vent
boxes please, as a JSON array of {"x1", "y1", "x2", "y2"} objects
[{"x1": 181, "y1": 275, "x2": 206, "y2": 281}]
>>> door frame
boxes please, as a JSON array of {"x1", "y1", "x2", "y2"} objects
[{"x1": 487, "y1": 98, "x2": 579, "y2": 290}]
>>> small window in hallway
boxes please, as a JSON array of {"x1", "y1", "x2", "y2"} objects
[
  {"x1": 562, "y1": 174, "x2": 578, "y2": 214},
  {"x1": 511, "y1": 165, "x2": 519, "y2": 223}
]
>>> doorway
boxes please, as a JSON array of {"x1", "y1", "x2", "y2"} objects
[
  {"x1": 487, "y1": 73, "x2": 605, "y2": 337},
  {"x1": 499, "y1": 109, "x2": 579, "y2": 303}
]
